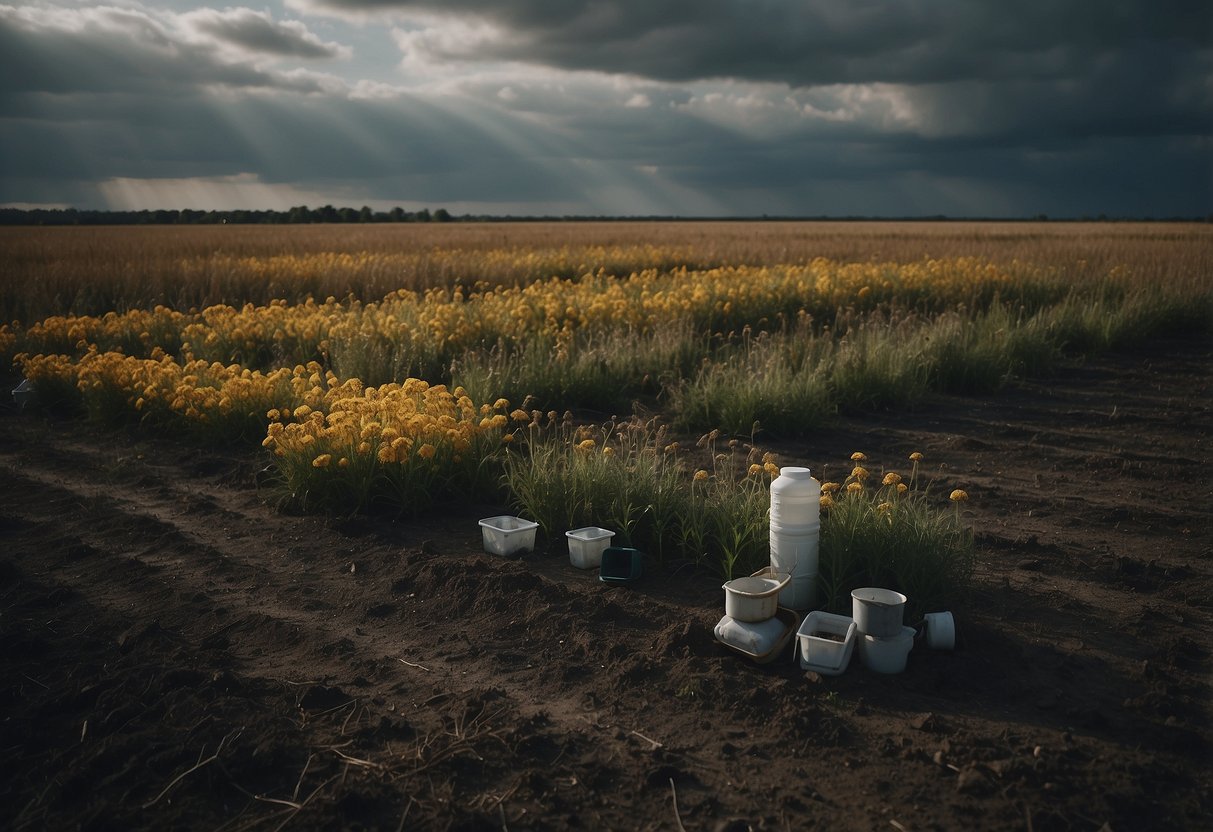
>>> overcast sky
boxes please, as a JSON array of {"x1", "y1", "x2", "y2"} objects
[{"x1": 1, "y1": 1, "x2": 1210, "y2": 216}]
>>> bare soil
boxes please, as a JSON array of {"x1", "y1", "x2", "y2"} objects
[{"x1": 2, "y1": 335, "x2": 1210, "y2": 831}]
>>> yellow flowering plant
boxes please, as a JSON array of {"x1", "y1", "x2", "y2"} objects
[
  {"x1": 262, "y1": 379, "x2": 511, "y2": 514},
  {"x1": 816, "y1": 452, "x2": 975, "y2": 618}
]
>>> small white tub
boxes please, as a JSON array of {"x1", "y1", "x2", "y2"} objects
[
  {"x1": 859, "y1": 625, "x2": 916, "y2": 674},
  {"x1": 722, "y1": 568, "x2": 790, "y2": 622},
  {"x1": 565, "y1": 526, "x2": 614, "y2": 569},
  {"x1": 796, "y1": 610, "x2": 857, "y2": 676},
  {"x1": 478, "y1": 516, "x2": 539, "y2": 557}
]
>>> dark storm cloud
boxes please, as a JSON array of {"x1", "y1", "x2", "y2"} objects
[
  {"x1": 293, "y1": 0, "x2": 1210, "y2": 85},
  {"x1": 0, "y1": 5, "x2": 344, "y2": 97},
  {"x1": 1, "y1": 2, "x2": 1208, "y2": 215},
  {"x1": 181, "y1": 8, "x2": 351, "y2": 60},
  {"x1": 298, "y1": 0, "x2": 1213, "y2": 160}
]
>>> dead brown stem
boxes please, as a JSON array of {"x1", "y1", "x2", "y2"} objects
[{"x1": 142, "y1": 729, "x2": 241, "y2": 809}]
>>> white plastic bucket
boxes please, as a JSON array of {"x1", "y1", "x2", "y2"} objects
[
  {"x1": 722, "y1": 570, "x2": 790, "y2": 622},
  {"x1": 859, "y1": 626, "x2": 916, "y2": 673},
  {"x1": 851, "y1": 587, "x2": 907, "y2": 637}
]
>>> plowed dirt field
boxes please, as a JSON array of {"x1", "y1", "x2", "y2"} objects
[{"x1": 2, "y1": 336, "x2": 1210, "y2": 831}]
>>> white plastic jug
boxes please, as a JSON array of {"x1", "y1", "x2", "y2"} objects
[
  {"x1": 769, "y1": 467, "x2": 820, "y2": 529},
  {"x1": 769, "y1": 467, "x2": 821, "y2": 610}
]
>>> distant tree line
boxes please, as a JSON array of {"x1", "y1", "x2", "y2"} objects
[
  {"x1": 0, "y1": 205, "x2": 455, "y2": 226},
  {"x1": 0, "y1": 207, "x2": 1207, "y2": 225}
]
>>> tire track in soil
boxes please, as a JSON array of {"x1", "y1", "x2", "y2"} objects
[
  {"x1": 0, "y1": 436, "x2": 744, "y2": 830},
  {"x1": 0, "y1": 446, "x2": 703, "y2": 717}
]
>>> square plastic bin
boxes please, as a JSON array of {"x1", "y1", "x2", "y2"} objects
[
  {"x1": 478, "y1": 516, "x2": 539, "y2": 557},
  {"x1": 566, "y1": 527, "x2": 614, "y2": 569},
  {"x1": 599, "y1": 546, "x2": 642, "y2": 585},
  {"x1": 796, "y1": 610, "x2": 857, "y2": 676}
]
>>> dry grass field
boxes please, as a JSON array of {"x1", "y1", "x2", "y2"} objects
[{"x1": 3, "y1": 221, "x2": 1209, "y2": 321}]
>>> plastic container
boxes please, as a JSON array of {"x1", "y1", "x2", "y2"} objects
[
  {"x1": 769, "y1": 522, "x2": 821, "y2": 572},
  {"x1": 859, "y1": 626, "x2": 916, "y2": 673},
  {"x1": 769, "y1": 467, "x2": 821, "y2": 529},
  {"x1": 565, "y1": 527, "x2": 614, "y2": 569},
  {"x1": 478, "y1": 515, "x2": 539, "y2": 557},
  {"x1": 599, "y1": 547, "x2": 643, "y2": 585},
  {"x1": 851, "y1": 587, "x2": 907, "y2": 637},
  {"x1": 715, "y1": 614, "x2": 788, "y2": 656},
  {"x1": 722, "y1": 568, "x2": 790, "y2": 622},
  {"x1": 796, "y1": 610, "x2": 857, "y2": 675},
  {"x1": 714, "y1": 608, "x2": 800, "y2": 664},
  {"x1": 923, "y1": 611, "x2": 956, "y2": 650},
  {"x1": 769, "y1": 468, "x2": 821, "y2": 612},
  {"x1": 770, "y1": 523, "x2": 820, "y2": 609}
]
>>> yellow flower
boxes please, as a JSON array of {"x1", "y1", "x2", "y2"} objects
[
  {"x1": 896, "y1": 483, "x2": 908, "y2": 494},
  {"x1": 819, "y1": 494, "x2": 836, "y2": 510},
  {"x1": 510, "y1": 409, "x2": 530, "y2": 422},
  {"x1": 577, "y1": 438, "x2": 596, "y2": 451},
  {"x1": 763, "y1": 462, "x2": 780, "y2": 476},
  {"x1": 821, "y1": 481, "x2": 841, "y2": 494},
  {"x1": 748, "y1": 463, "x2": 763, "y2": 476},
  {"x1": 877, "y1": 501, "x2": 893, "y2": 513},
  {"x1": 850, "y1": 451, "x2": 866, "y2": 461},
  {"x1": 418, "y1": 443, "x2": 437, "y2": 460},
  {"x1": 312, "y1": 454, "x2": 332, "y2": 468},
  {"x1": 602, "y1": 446, "x2": 615, "y2": 457},
  {"x1": 266, "y1": 408, "x2": 280, "y2": 420},
  {"x1": 909, "y1": 451, "x2": 924, "y2": 462},
  {"x1": 693, "y1": 469, "x2": 709, "y2": 482},
  {"x1": 502, "y1": 433, "x2": 515, "y2": 444},
  {"x1": 337, "y1": 457, "x2": 349, "y2": 468},
  {"x1": 851, "y1": 466, "x2": 870, "y2": 481},
  {"x1": 664, "y1": 442, "x2": 679, "y2": 454},
  {"x1": 882, "y1": 472, "x2": 902, "y2": 487},
  {"x1": 950, "y1": 489, "x2": 969, "y2": 502},
  {"x1": 846, "y1": 482, "x2": 863, "y2": 494},
  {"x1": 493, "y1": 398, "x2": 510, "y2": 410}
]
